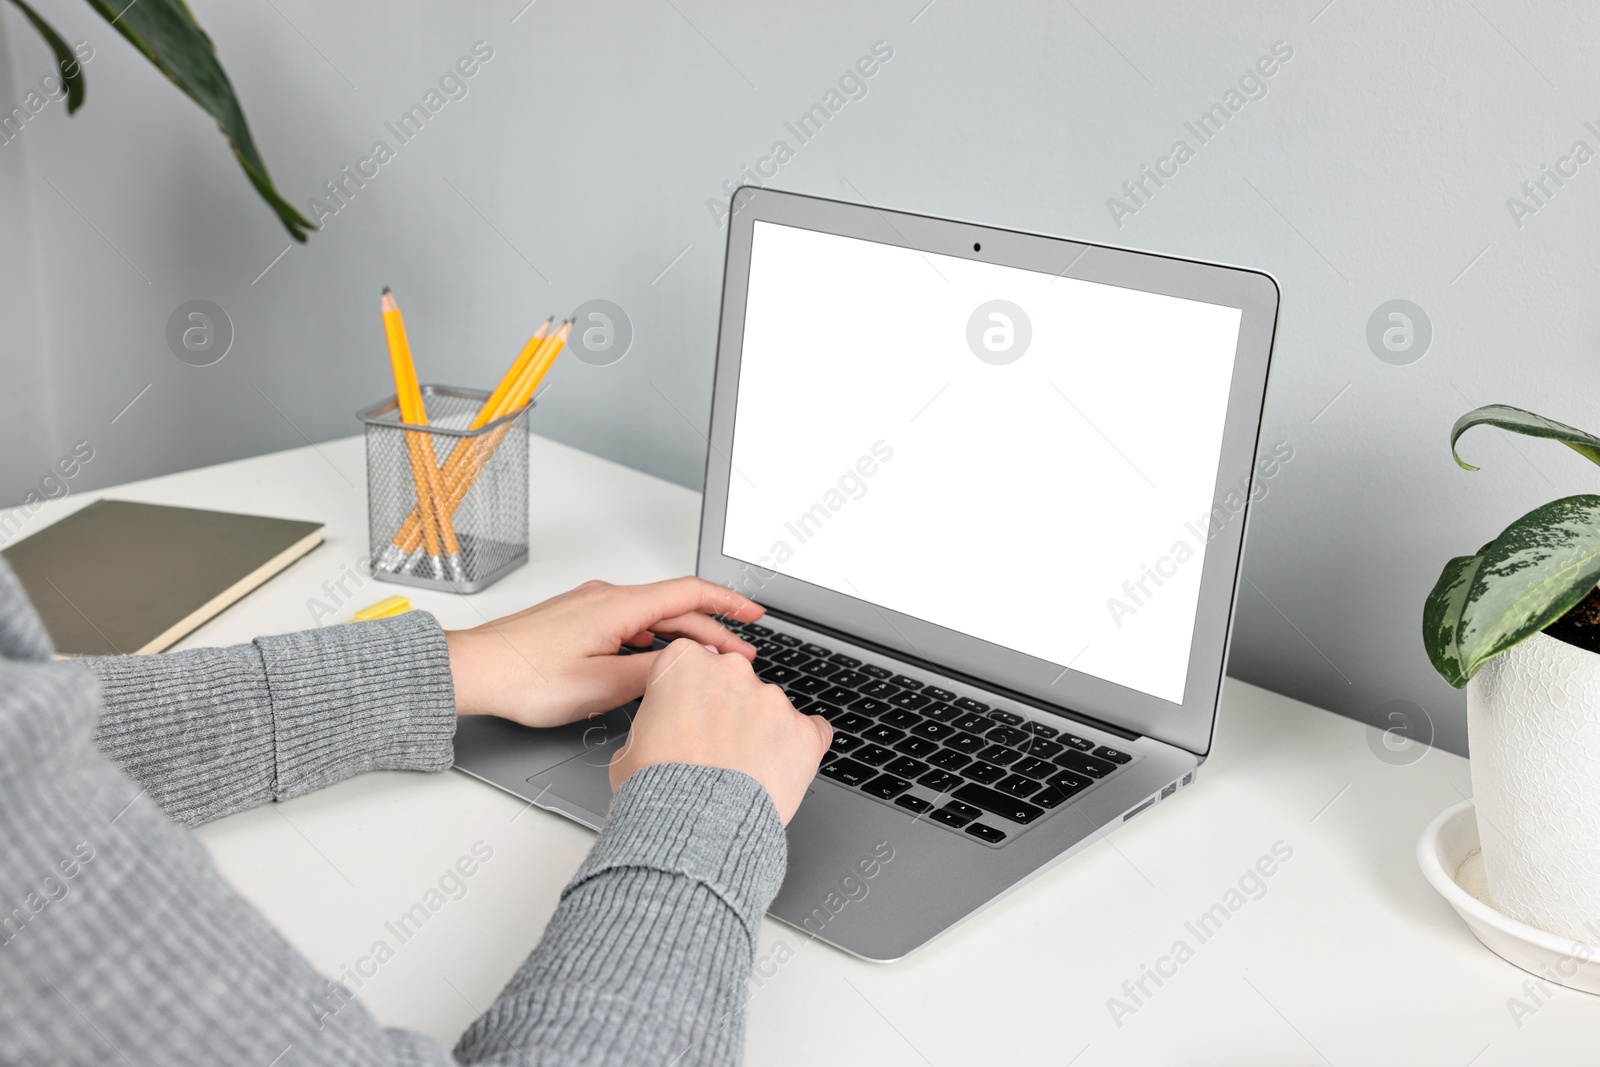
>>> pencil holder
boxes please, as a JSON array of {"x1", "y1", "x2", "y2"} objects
[{"x1": 358, "y1": 385, "x2": 530, "y2": 594}]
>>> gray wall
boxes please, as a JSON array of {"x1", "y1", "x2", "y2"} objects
[
  {"x1": 0, "y1": 12, "x2": 59, "y2": 507},
  {"x1": 6, "y1": 0, "x2": 1600, "y2": 755}
]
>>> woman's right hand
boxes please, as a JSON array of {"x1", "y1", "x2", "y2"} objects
[{"x1": 609, "y1": 639, "x2": 832, "y2": 824}]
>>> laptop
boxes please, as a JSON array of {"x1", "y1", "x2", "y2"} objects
[{"x1": 455, "y1": 186, "x2": 1279, "y2": 961}]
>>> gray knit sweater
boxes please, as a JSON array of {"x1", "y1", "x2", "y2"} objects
[{"x1": 0, "y1": 558, "x2": 787, "y2": 1066}]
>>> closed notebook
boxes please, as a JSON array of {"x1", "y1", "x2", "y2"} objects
[{"x1": 2, "y1": 499, "x2": 323, "y2": 657}]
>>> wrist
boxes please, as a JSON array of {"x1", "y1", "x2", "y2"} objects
[
  {"x1": 573, "y1": 763, "x2": 788, "y2": 938},
  {"x1": 445, "y1": 628, "x2": 493, "y2": 717}
]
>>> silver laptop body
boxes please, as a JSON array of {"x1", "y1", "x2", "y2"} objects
[{"x1": 455, "y1": 187, "x2": 1279, "y2": 961}]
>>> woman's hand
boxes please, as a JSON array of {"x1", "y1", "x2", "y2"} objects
[
  {"x1": 444, "y1": 577, "x2": 763, "y2": 727},
  {"x1": 610, "y1": 639, "x2": 832, "y2": 825}
]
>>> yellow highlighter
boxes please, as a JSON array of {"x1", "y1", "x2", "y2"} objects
[{"x1": 351, "y1": 595, "x2": 411, "y2": 622}]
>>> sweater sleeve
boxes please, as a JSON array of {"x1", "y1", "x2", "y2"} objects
[
  {"x1": 81, "y1": 612, "x2": 458, "y2": 826},
  {"x1": 451, "y1": 763, "x2": 787, "y2": 1067},
  {"x1": 1, "y1": 649, "x2": 787, "y2": 1067},
  {"x1": 0, "y1": 558, "x2": 787, "y2": 1066}
]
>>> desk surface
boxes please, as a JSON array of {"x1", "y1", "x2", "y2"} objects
[{"x1": 14, "y1": 434, "x2": 1599, "y2": 1064}]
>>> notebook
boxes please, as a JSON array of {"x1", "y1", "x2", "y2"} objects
[{"x1": 2, "y1": 499, "x2": 323, "y2": 656}]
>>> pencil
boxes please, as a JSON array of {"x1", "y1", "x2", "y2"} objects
[
  {"x1": 385, "y1": 321, "x2": 569, "y2": 565},
  {"x1": 443, "y1": 317, "x2": 569, "y2": 500},
  {"x1": 380, "y1": 288, "x2": 464, "y2": 582},
  {"x1": 435, "y1": 320, "x2": 569, "y2": 516},
  {"x1": 377, "y1": 318, "x2": 554, "y2": 572},
  {"x1": 474, "y1": 316, "x2": 554, "y2": 429},
  {"x1": 510, "y1": 318, "x2": 570, "y2": 407}
]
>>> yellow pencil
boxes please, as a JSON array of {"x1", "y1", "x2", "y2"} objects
[
  {"x1": 510, "y1": 318, "x2": 570, "y2": 407},
  {"x1": 441, "y1": 319, "x2": 568, "y2": 507},
  {"x1": 436, "y1": 320, "x2": 568, "y2": 516},
  {"x1": 386, "y1": 321, "x2": 569, "y2": 562},
  {"x1": 474, "y1": 317, "x2": 554, "y2": 429},
  {"x1": 380, "y1": 288, "x2": 464, "y2": 582},
  {"x1": 379, "y1": 318, "x2": 554, "y2": 570}
]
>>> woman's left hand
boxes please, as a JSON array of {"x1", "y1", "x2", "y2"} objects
[{"x1": 443, "y1": 576, "x2": 764, "y2": 727}]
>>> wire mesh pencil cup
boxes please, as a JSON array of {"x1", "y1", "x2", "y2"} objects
[{"x1": 359, "y1": 385, "x2": 530, "y2": 594}]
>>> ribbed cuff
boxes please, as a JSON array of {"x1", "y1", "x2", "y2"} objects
[
  {"x1": 567, "y1": 763, "x2": 788, "y2": 944},
  {"x1": 256, "y1": 611, "x2": 457, "y2": 799}
]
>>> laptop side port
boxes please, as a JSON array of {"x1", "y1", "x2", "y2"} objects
[{"x1": 1122, "y1": 796, "x2": 1157, "y2": 821}]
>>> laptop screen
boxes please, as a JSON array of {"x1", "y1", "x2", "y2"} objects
[{"x1": 723, "y1": 220, "x2": 1243, "y2": 705}]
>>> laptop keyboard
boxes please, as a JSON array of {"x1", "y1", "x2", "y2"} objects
[{"x1": 715, "y1": 619, "x2": 1135, "y2": 848}]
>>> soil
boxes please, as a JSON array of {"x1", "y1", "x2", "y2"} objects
[{"x1": 1544, "y1": 587, "x2": 1600, "y2": 654}]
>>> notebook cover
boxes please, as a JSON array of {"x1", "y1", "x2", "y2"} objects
[{"x1": 2, "y1": 499, "x2": 324, "y2": 656}]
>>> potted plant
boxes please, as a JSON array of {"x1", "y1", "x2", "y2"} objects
[{"x1": 1424, "y1": 404, "x2": 1600, "y2": 945}]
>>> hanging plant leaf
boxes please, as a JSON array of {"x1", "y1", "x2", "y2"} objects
[
  {"x1": 1451, "y1": 404, "x2": 1600, "y2": 471},
  {"x1": 79, "y1": 0, "x2": 314, "y2": 241},
  {"x1": 4, "y1": 0, "x2": 84, "y2": 112}
]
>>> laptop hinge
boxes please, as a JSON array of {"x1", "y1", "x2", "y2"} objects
[{"x1": 753, "y1": 605, "x2": 1142, "y2": 743}]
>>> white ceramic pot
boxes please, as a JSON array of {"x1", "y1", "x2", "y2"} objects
[{"x1": 1468, "y1": 631, "x2": 1600, "y2": 945}]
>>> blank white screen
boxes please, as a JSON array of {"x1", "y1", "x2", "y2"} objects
[{"x1": 723, "y1": 221, "x2": 1241, "y2": 704}]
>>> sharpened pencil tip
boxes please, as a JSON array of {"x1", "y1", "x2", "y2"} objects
[{"x1": 382, "y1": 285, "x2": 392, "y2": 295}]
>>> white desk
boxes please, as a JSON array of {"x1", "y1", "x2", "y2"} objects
[{"x1": 16, "y1": 435, "x2": 1600, "y2": 1064}]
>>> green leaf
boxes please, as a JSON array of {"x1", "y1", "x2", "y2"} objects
[
  {"x1": 1422, "y1": 550, "x2": 1487, "y2": 688},
  {"x1": 6, "y1": 0, "x2": 85, "y2": 113},
  {"x1": 1422, "y1": 495, "x2": 1600, "y2": 687},
  {"x1": 1451, "y1": 404, "x2": 1600, "y2": 472},
  {"x1": 80, "y1": 0, "x2": 315, "y2": 242}
]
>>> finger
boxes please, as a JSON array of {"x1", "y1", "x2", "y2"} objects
[
  {"x1": 646, "y1": 611, "x2": 756, "y2": 658},
  {"x1": 612, "y1": 577, "x2": 765, "y2": 637},
  {"x1": 623, "y1": 631, "x2": 655, "y2": 648}
]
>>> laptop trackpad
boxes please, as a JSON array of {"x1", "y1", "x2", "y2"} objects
[
  {"x1": 528, "y1": 758, "x2": 615, "y2": 825},
  {"x1": 524, "y1": 712, "x2": 632, "y2": 826}
]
